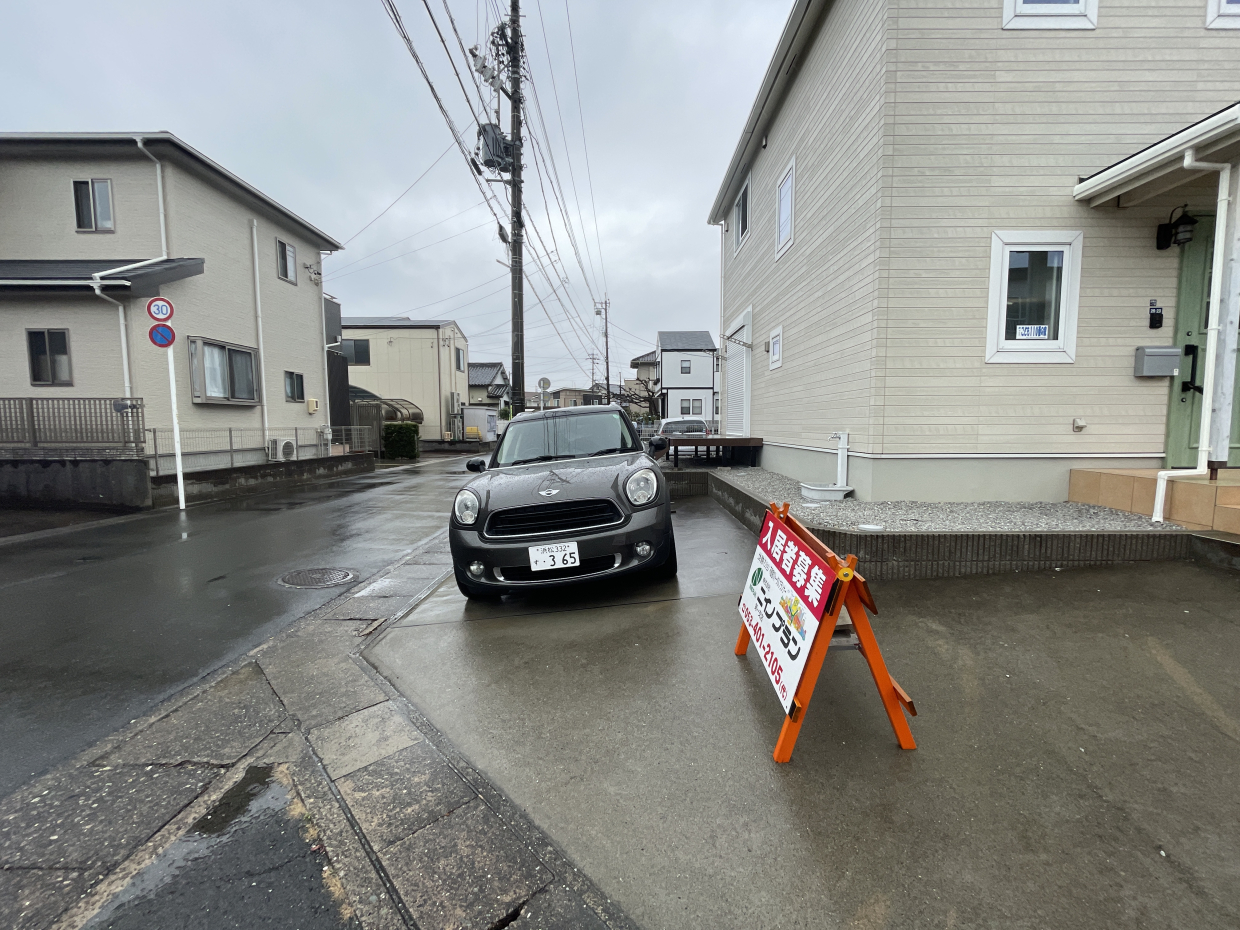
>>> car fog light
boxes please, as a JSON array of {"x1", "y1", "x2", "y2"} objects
[
  {"x1": 469, "y1": 561, "x2": 485, "y2": 577},
  {"x1": 635, "y1": 542, "x2": 652, "y2": 559}
]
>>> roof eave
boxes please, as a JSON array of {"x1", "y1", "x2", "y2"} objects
[
  {"x1": 706, "y1": 0, "x2": 831, "y2": 225},
  {"x1": 1072, "y1": 104, "x2": 1240, "y2": 207}
]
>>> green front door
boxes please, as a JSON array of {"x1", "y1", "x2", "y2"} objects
[{"x1": 1165, "y1": 216, "x2": 1240, "y2": 467}]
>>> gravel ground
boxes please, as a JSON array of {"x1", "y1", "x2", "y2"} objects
[{"x1": 715, "y1": 467, "x2": 1184, "y2": 533}]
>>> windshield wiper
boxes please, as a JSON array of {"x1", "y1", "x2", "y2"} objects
[
  {"x1": 510, "y1": 454, "x2": 575, "y2": 466},
  {"x1": 580, "y1": 447, "x2": 631, "y2": 458}
]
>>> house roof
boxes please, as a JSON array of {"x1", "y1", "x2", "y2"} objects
[
  {"x1": 657, "y1": 331, "x2": 717, "y2": 352},
  {"x1": 341, "y1": 316, "x2": 457, "y2": 330},
  {"x1": 0, "y1": 258, "x2": 205, "y2": 298},
  {"x1": 707, "y1": 0, "x2": 831, "y2": 225},
  {"x1": 468, "y1": 361, "x2": 507, "y2": 387},
  {"x1": 486, "y1": 384, "x2": 508, "y2": 398},
  {"x1": 0, "y1": 133, "x2": 342, "y2": 251},
  {"x1": 1073, "y1": 101, "x2": 1240, "y2": 207},
  {"x1": 630, "y1": 349, "x2": 657, "y2": 367}
]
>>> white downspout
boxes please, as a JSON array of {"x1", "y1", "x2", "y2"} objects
[
  {"x1": 250, "y1": 220, "x2": 270, "y2": 435},
  {"x1": 1153, "y1": 148, "x2": 1231, "y2": 522},
  {"x1": 91, "y1": 136, "x2": 171, "y2": 398}
]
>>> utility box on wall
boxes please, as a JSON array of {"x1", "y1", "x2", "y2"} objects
[{"x1": 1134, "y1": 346, "x2": 1180, "y2": 378}]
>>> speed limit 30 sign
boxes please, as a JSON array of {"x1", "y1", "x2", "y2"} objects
[{"x1": 146, "y1": 297, "x2": 175, "y2": 322}]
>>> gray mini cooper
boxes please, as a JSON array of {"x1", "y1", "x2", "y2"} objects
[{"x1": 449, "y1": 405, "x2": 675, "y2": 598}]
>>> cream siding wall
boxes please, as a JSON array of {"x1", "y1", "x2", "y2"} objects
[
  {"x1": 0, "y1": 156, "x2": 162, "y2": 259},
  {"x1": 0, "y1": 298, "x2": 125, "y2": 396},
  {"x1": 880, "y1": 0, "x2": 1240, "y2": 455},
  {"x1": 720, "y1": 0, "x2": 890, "y2": 453},
  {"x1": 344, "y1": 324, "x2": 469, "y2": 438}
]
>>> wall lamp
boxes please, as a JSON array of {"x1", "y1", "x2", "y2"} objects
[{"x1": 1156, "y1": 205, "x2": 1198, "y2": 250}]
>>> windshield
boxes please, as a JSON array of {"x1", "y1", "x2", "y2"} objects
[
  {"x1": 495, "y1": 411, "x2": 641, "y2": 466},
  {"x1": 661, "y1": 420, "x2": 706, "y2": 434}
]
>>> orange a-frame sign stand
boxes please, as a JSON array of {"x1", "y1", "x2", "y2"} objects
[{"x1": 734, "y1": 502, "x2": 917, "y2": 763}]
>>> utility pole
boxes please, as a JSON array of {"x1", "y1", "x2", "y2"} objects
[
  {"x1": 587, "y1": 353, "x2": 598, "y2": 395},
  {"x1": 593, "y1": 298, "x2": 611, "y2": 403},
  {"x1": 507, "y1": 0, "x2": 526, "y2": 414}
]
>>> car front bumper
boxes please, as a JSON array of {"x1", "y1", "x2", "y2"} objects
[{"x1": 449, "y1": 502, "x2": 673, "y2": 591}]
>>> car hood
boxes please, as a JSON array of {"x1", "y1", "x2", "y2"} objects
[{"x1": 464, "y1": 452, "x2": 659, "y2": 511}]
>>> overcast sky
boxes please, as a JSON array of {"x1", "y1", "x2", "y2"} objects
[{"x1": 3, "y1": 0, "x2": 789, "y2": 390}]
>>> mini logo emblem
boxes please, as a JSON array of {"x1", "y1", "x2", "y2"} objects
[{"x1": 538, "y1": 489, "x2": 560, "y2": 497}]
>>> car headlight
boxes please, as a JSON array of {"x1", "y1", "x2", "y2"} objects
[
  {"x1": 625, "y1": 468, "x2": 658, "y2": 506},
  {"x1": 454, "y1": 488, "x2": 480, "y2": 525}
]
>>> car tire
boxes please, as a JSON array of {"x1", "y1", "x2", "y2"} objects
[
  {"x1": 650, "y1": 533, "x2": 678, "y2": 579},
  {"x1": 455, "y1": 565, "x2": 502, "y2": 599}
]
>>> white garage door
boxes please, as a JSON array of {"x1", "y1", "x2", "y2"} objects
[{"x1": 725, "y1": 323, "x2": 747, "y2": 436}]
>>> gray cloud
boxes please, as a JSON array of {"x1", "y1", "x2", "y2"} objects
[{"x1": 2, "y1": 0, "x2": 789, "y2": 390}]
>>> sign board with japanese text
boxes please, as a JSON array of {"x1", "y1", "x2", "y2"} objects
[{"x1": 738, "y1": 511, "x2": 837, "y2": 713}]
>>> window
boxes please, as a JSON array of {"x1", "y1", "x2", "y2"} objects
[
  {"x1": 285, "y1": 371, "x2": 305, "y2": 402},
  {"x1": 715, "y1": 396, "x2": 720, "y2": 415},
  {"x1": 692, "y1": 398, "x2": 703, "y2": 415},
  {"x1": 734, "y1": 180, "x2": 750, "y2": 249},
  {"x1": 73, "y1": 179, "x2": 113, "y2": 232},
  {"x1": 341, "y1": 338, "x2": 370, "y2": 366},
  {"x1": 455, "y1": 347, "x2": 464, "y2": 371},
  {"x1": 776, "y1": 161, "x2": 794, "y2": 255},
  {"x1": 1207, "y1": 0, "x2": 1240, "y2": 28},
  {"x1": 769, "y1": 326, "x2": 783, "y2": 370},
  {"x1": 1002, "y1": 0, "x2": 1097, "y2": 29},
  {"x1": 188, "y1": 337, "x2": 260, "y2": 403},
  {"x1": 27, "y1": 329, "x2": 72, "y2": 385},
  {"x1": 681, "y1": 398, "x2": 692, "y2": 415},
  {"x1": 986, "y1": 230, "x2": 1082, "y2": 364},
  {"x1": 680, "y1": 359, "x2": 691, "y2": 375},
  {"x1": 277, "y1": 239, "x2": 297, "y2": 284}
]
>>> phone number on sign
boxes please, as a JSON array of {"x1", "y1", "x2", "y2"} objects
[{"x1": 740, "y1": 601, "x2": 787, "y2": 703}]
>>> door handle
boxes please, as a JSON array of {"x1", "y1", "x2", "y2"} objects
[{"x1": 1181, "y1": 344, "x2": 1203, "y2": 394}]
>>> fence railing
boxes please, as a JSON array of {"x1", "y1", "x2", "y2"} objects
[
  {"x1": 0, "y1": 397, "x2": 146, "y2": 457},
  {"x1": 146, "y1": 426, "x2": 371, "y2": 476}
]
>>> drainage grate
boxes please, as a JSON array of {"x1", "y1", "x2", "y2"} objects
[{"x1": 278, "y1": 568, "x2": 356, "y2": 589}]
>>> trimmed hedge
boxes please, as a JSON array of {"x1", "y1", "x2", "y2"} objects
[{"x1": 382, "y1": 422, "x2": 420, "y2": 459}]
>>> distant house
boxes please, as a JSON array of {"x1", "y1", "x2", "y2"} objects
[
  {"x1": 467, "y1": 361, "x2": 510, "y2": 409},
  {"x1": 340, "y1": 317, "x2": 469, "y2": 440},
  {"x1": 630, "y1": 332, "x2": 719, "y2": 420}
]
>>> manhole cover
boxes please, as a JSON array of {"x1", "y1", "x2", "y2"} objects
[{"x1": 278, "y1": 568, "x2": 356, "y2": 589}]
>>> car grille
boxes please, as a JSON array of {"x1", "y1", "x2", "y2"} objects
[
  {"x1": 499, "y1": 555, "x2": 616, "y2": 582},
  {"x1": 484, "y1": 499, "x2": 623, "y2": 538}
]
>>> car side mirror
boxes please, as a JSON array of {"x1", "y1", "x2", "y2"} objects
[
  {"x1": 649, "y1": 436, "x2": 668, "y2": 452},
  {"x1": 466, "y1": 457, "x2": 488, "y2": 473}
]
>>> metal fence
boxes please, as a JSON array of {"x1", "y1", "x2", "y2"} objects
[
  {"x1": 0, "y1": 397, "x2": 145, "y2": 458},
  {"x1": 147, "y1": 426, "x2": 371, "y2": 476}
]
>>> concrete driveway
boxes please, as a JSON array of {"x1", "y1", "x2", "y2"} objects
[{"x1": 366, "y1": 495, "x2": 1240, "y2": 929}]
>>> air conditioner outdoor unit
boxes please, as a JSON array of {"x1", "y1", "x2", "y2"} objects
[
  {"x1": 268, "y1": 438, "x2": 296, "y2": 461},
  {"x1": 449, "y1": 392, "x2": 461, "y2": 415}
]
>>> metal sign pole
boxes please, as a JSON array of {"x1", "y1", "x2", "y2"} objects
[{"x1": 166, "y1": 347, "x2": 186, "y2": 510}]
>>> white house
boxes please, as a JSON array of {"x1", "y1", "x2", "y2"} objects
[
  {"x1": 630, "y1": 331, "x2": 719, "y2": 421},
  {"x1": 710, "y1": 0, "x2": 1240, "y2": 503}
]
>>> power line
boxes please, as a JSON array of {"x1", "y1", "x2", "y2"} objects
[
  {"x1": 562, "y1": 0, "x2": 608, "y2": 296},
  {"x1": 401, "y1": 271, "x2": 508, "y2": 314},
  {"x1": 340, "y1": 142, "x2": 454, "y2": 245},
  {"x1": 325, "y1": 201, "x2": 487, "y2": 273},
  {"x1": 325, "y1": 219, "x2": 493, "y2": 280}
]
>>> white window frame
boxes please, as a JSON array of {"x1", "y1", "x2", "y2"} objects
[
  {"x1": 680, "y1": 358, "x2": 691, "y2": 375},
  {"x1": 1207, "y1": 0, "x2": 1240, "y2": 28},
  {"x1": 768, "y1": 325, "x2": 783, "y2": 370},
  {"x1": 986, "y1": 230, "x2": 1083, "y2": 365},
  {"x1": 276, "y1": 238, "x2": 297, "y2": 284},
  {"x1": 680, "y1": 398, "x2": 692, "y2": 415},
  {"x1": 1002, "y1": 0, "x2": 1097, "y2": 30},
  {"x1": 73, "y1": 179, "x2": 114, "y2": 232},
  {"x1": 776, "y1": 159, "x2": 795, "y2": 258},
  {"x1": 733, "y1": 176, "x2": 751, "y2": 251}
]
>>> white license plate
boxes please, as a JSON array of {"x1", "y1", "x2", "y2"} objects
[{"x1": 528, "y1": 541, "x2": 579, "y2": 571}]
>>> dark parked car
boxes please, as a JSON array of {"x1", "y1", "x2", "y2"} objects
[{"x1": 449, "y1": 405, "x2": 675, "y2": 598}]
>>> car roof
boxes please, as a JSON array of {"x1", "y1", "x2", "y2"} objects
[{"x1": 511, "y1": 404, "x2": 629, "y2": 422}]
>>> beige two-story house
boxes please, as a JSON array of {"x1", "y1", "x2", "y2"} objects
[
  {"x1": 0, "y1": 132, "x2": 342, "y2": 470},
  {"x1": 711, "y1": 0, "x2": 1240, "y2": 502},
  {"x1": 341, "y1": 317, "x2": 470, "y2": 440}
]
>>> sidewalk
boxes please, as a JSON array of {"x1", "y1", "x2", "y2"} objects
[{"x1": 1, "y1": 533, "x2": 633, "y2": 930}]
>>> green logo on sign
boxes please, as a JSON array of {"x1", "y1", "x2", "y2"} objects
[{"x1": 750, "y1": 566, "x2": 763, "y2": 587}]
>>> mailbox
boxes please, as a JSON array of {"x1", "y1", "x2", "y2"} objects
[{"x1": 1134, "y1": 346, "x2": 1180, "y2": 378}]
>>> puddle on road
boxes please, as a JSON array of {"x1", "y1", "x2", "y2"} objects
[{"x1": 84, "y1": 764, "x2": 354, "y2": 930}]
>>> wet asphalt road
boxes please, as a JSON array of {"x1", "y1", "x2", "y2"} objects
[{"x1": 0, "y1": 458, "x2": 468, "y2": 798}]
